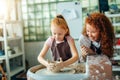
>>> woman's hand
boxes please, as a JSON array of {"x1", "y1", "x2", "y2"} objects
[
  {"x1": 81, "y1": 45, "x2": 88, "y2": 57},
  {"x1": 81, "y1": 45, "x2": 95, "y2": 58}
]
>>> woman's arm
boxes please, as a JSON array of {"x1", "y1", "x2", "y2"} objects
[
  {"x1": 81, "y1": 46, "x2": 96, "y2": 56},
  {"x1": 79, "y1": 35, "x2": 96, "y2": 61}
]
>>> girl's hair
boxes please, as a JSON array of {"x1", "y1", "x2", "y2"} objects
[
  {"x1": 51, "y1": 14, "x2": 70, "y2": 36},
  {"x1": 82, "y1": 12, "x2": 115, "y2": 58}
]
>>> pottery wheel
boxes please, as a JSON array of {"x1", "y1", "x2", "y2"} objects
[{"x1": 35, "y1": 68, "x2": 75, "y2": 75}]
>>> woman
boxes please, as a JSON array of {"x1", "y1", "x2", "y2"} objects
[{"x1": 79, "y1": 12, "x2": 115, "y2": 62}]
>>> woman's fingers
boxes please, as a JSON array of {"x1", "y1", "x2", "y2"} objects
[{"x1": 81, "y1": 46, "x2": 88, "y2": 55}]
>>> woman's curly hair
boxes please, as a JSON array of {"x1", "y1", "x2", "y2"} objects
[{"x1": 82, "y1": 12, "x2": 115, "y2": 58}]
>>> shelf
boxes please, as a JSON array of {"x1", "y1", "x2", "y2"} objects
[
  {"x1": 0, "y1": 20, "x2": 22, "y2": 24},
  {"x1": 0, "y1": 52, "x2": 23, "y2": 60},
  {"x1": 108, "y1": 13, "x2": 120, "y2": 72},
  {"x1": 0, "y1": 37, "x2": 4, "y2": 41},
  {"x1": 0, "y1": 55, "x2": 6, "y2": 60},
  {"x1": 114, "y1": 45, "x2": 120, "y2": 49},
  {"x1": 0, "y1": 20, "x2": 25, "y2": 80},
  {"x1": 0, "y1": 36, "x2": 22, "y2": 41},
  {"x1": 10, "y1": 66, "x2": 25, "y2": 77},
  {"x1": 112, "y1": 66, "x2": 120, "y2": 71},
  {"x1": 106, "y1": 13, "x2": 120, "y2": 17},
  {"x1": 5, "y1": 20, "x2": 22, "y2": 24},
  {"x1": 0, "y1": 56, "x2": 6, "y2": 61},
  {"x1": 113, "y1": 56, "x2": 120, "y2": 60},
  {"x1": 115, "y1": 34, "x2": 120, "y2": 38},
  {"x1": 9, "y1": 52, "x2": 24, "y2": 59},
  {"x1": 7, "y1": 36, "x2": 22, "y2": 41},
  {"x1": 113, "y1": 23, "x2": 120, "y2": 26}
]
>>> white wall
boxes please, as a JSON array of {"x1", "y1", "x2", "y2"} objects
[
  {"x1": 24, "y1": 42, "x2": 52, "y2": 68},
  {"x1": 24, "y1": 40, "x2": 80, "y2": 69}
]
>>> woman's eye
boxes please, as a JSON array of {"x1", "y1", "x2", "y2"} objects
[{"x1": 58, "y1": 33, "x2": 61, "y2": 35}]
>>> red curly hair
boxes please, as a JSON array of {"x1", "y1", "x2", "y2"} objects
[{"x1": 82, "y1": 12, "x2": 115, "y2": 58}]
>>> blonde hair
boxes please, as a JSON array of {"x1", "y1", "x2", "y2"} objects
[{"x1": 51, "y1": 15, "x2": 70, "y2": 36}]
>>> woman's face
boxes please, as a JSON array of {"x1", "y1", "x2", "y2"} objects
[
  {"x1": 86, "y1": 23, "x2": 100, "y2": 42},
  {"x1": 51, "y1": 25, "x2": 67, "y2": 41}
]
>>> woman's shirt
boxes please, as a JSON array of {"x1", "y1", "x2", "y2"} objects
[
  {"x1": 79, "y1": 34, "x2": 91, "y2": 48},
  {"x1": 45, "y1": 36, "x2": 73, "y2": 61}
]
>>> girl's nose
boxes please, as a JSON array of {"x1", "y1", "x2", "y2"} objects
[{"x1": 55, "y1": 35, "x2": 59, "y2": 39}]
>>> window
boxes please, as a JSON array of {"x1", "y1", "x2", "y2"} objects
[{"x1": 21, "y1": 0, "x2": 73, "y2": 42}]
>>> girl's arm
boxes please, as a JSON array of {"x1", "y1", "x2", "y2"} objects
[
  {"x1": 37, "y1": 43, "x2": 49, "y2": 67},
  {"x1": 62, "y1": 37, "x2": 79, "y2": 67}
]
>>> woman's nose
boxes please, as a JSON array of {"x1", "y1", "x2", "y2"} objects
[{"x1": 88, "y1": 32, "x2": 92, "y2": 37}]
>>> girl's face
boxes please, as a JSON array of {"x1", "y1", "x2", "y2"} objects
[
  {"x1": 86, "y1": 23, "x2": 100, "y2": 42},
  {"x1": 51, "y1": 25, "x2": 67, "y2": 41}
]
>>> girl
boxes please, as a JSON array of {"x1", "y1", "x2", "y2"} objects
[
  {"x1": 79, "y1": 12, "x2": 115, "y2": 62},
  {"x1": 38, "y1": 15, "x2": 79, "y2": 72}
]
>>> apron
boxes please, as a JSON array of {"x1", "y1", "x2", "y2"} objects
[
  {"x1": 51, "y1": 38, "x2": 72, "y2": 61},
  {"x1": 90, "y1": 41, "x2": 101, "y2": 55}
]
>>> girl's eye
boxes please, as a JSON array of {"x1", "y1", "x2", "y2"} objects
[{"x1": 87, "y1": 30, "x2": 89, "y2": 32}]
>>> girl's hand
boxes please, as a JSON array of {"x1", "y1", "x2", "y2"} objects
[
  {"x1": 46, "y1": 58, "x2": 64, "y2": 72},
  {"x1": 47, "y1": 61, "x2": 56, "y2": 72},
  {"x1": 54, "y1": 58, "x2": 64, "y2": 71},
  {"x1": 49, "y1": 59, "x2": 64, "y2": 72}
]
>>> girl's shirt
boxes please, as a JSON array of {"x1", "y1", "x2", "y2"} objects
[
  {"x1": 79, "y1": 34, "x2": 101, "y2": 55},
  {"x1": 45, "y1": 36, "x2": 73, "y2": 61}
]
